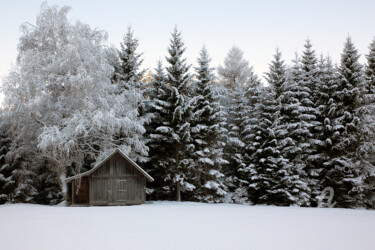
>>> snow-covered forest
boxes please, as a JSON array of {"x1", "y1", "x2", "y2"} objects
[{"x1": 1, "y1": 3, "x2": 375, "y2": 209}]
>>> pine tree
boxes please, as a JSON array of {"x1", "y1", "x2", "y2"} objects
[
  {"x1": 249, "y1": 50, "x2": 310, "y2": 206},
  {"x1": 33, "y1": 161, "x2": 63, "y2": 205},
  {"x1": 113, "y1": 26, "x2": 146, "y2": 90},
  {"x1": 0, "y1": 122, "x2": 12, "y2": 204},
  {"x1": 188, "y1": 46, "x2": 228, "y2": 202},
  {"x1": 299, "y1": 39, "x2": 323, "y2": 204},
  {"x1": 324, "y1": 37, "x2": 364, "y2": 207},
  {"x1": 222, "y1": 70, "x2": 262, "y2": 203},
  {"x1": 355, "y1": 38, "x2": 375, "y2": 207},
  {"x1": 314, "y1": 55, "x2": 341, "y2": 205},
  {"x1": 271, "y1": 52, "x2": 311, "y2": 205},
  {"x1": 265, "y1": 48, "x2": 286, "y2": 99},
  {"x1": 217, "y1": 45, "x2": 252, "y2": 89},
  {"x1": 6, "y1": 150, "x2": 38, "y2": 203},
  {"x1": 249, "y1": 87, "x2": 300, "y2": 205},
  {"x1": 144, "y1": 61, "x2": 171, "y2": 200},
  {"x1": 146, "y1": 28, "x2": 193, "y2": 201},
  {"x1": 223, "y1": 85, "x2": 249, "y2": 203}
]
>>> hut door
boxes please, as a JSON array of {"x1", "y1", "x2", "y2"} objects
[
  {"x1": 90, "y1": 177, "x2": 112, "y2": 205},
  {"x1": 114, "y1": 179, "x2": 127, "y2": 202}
]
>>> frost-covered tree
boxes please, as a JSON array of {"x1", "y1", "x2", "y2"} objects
[
  {"x1": 274, "y1": 52, "x2": 311, "y2": 205},
  {"x1": 2, "y1": 3, "x2": 147, "y2": 200},
  {"x1": 222, "y1": 85, "x2": 248, "y2": 202},
  {"x1": 113, "y1": 26, "x2": 146, "y2": 90},
  {"x1": 217, "y1": 45, "x2": 252, "y2": 89},
  {"x1": 188, "y1": 46, "x2": 228, "y2": 202},
  {"x1": 249, "y1": 88, "x2": 304, "y2": 205},
  {"x1": 298, "y1": 39, "x2": 323, "y2": 204},
  {"x1": 146, "y1": 28, "x2": 192, "y2": 201},
  {"x1": 217, "y1": 45, "x2": 262, "y2": 203},
  {"x1": 33, "y1": 160, "x2": 63, "y2": 205},
  {"x1": 265, "y1": 48, "x2": 286, "y2": 99},
  {"x1": 143, "y1": 61, "x2": 171, "y2": 200},
  {"x1": 355, "y1": 38, "x2": 375, "y2": 207},
  {"x1": 222, "y1": 68, "x2": 262, "y2": 203},
  {"x1": 247, "y1": 49, "x2": 310, "y2": 206},
  {"x1": 313, "y1": 55, "x2": 341, "y2": 204},
  {"x1": 0, "y1": 122, "x2": 12, "y2": 204},
  {"x1": 324, "y1": 37, "x2": 364, "y2": 207}
]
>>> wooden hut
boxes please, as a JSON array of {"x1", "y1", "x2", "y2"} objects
[{"x1": 65, "y1": 149, "x2": 153, "y2": 206}]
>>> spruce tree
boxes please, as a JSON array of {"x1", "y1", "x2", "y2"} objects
[
  {"x1": 33, "y1": 161, "x2": 63, "y2": 205},
  {"x1": 0, "y1": 122, "x2": 12, "y2": 204},
  {"x1": 188, "y1": 46, "x2": 228, "y2": 202},
  {"x1": 217, "y1": 45, "x2": 252, "y2": 88},
  {"x1": 355, "y1": 38, "x2": 375, "y2": 207},
  {"x1": 272, "y1": 53, "x2": 311, "y2": 205},
  {"x1": 249, "y1": 87, "x2": 300, "y2": 205},
  {"x1": 299, "y1": 39, "x2": 323, "y2": 204},
  {"x1": 324, "y1": 37, "x2": 364, "y2": 207},
  {"x1": 147, "y1": 28, "x2": 193, "y2": 201},
  {"x1": 265, "y1": 48, "x2": 286, "y2": 99},
  {"x1": 314, "y1": 55, "x2": 341, "y2": 204},
  {"x1": 249, "y1": 50, "x2": 310, "y2": 206},
  {"x1": 113, "y1": 26, "x2": 146, "y2": 90},
  {"x1": 144, "y1": 61, "x2": 171, "y2": 200},
  {"x1": 223, "y1": 85, "x2": 250, "y2": 203}
]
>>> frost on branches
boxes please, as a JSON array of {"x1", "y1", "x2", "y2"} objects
[
  {"x1": 2, "y1": 3, "x2": 147, "y2": 200},
  {"x1": 188, "y1": 46, "x2": 228, "y2": 203}
]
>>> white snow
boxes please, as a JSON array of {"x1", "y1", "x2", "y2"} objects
[{"x1": 1, "y1": 202, "x2": 374, "y2": 250}]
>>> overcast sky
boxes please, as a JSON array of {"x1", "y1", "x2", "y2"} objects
[{"x1": 1, "y1": 0, "x2": 375, "y2": 86}]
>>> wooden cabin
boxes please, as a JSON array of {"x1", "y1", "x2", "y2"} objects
[{"x1": 65, "y1": 149, "x2": 153, "y2": 206}]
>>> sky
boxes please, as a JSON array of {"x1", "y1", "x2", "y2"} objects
[{"x1": 1, "y1": 0, "x2": 375, "y2": 88}]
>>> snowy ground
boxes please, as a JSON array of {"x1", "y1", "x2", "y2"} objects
[{"x1": 1, "y1": 202, "x2": 375, "y2": 250}]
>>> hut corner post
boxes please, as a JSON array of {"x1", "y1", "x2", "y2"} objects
[{"x1": 71, "y1": 181, "x2": 74, "y2": 205}]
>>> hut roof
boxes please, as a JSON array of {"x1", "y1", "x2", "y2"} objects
[{"x1": 65, "y1": 149, "x2": 154, "y2": 182}]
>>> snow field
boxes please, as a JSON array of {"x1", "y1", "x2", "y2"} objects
[{"x1": 1, "y1": 201, "x2": 375, "y2": 250}]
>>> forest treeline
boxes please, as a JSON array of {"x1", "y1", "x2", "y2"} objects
[{"x1": 0, "y1": 3, "x2": 374, "y2": 208}]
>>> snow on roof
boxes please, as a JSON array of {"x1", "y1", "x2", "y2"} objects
[{"x1": 65, "y1": 148, "x2": 154, "y2": 182}]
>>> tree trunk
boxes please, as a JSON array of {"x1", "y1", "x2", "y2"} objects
[
  {"x1": 176, "y1": 182, "x2": 181, "y2": 201},
  {"x1": 175, "y1": 144, "x2": 181, "y2": 201},
  {"x1": 60, "y1": 173, "x2": 68, "y2": 203}
]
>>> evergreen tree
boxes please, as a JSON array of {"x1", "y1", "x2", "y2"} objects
[
  {"x1": 324, "y1": 37, "x2": 364, "y2": 207},
  {"x1": 217, "y1": 45, "x2": 252, "y2": 89},
  {"x1": 144, "y1": 61, "x2": 171, "y2": 200},
  {"x1": 249, "y1": 88, "x2": 300, "y2": 205},
  {"x1": 147, "y1": 28, "x2": 192, "y2": 201},
  {"x1": 5, "y1": 150, "x2": 38, "y2": 203},
  {"x1": 33, "y1": 160, "x2": 63, "y2": 205},
  {"x1": 0, "y1": 122, "x2": 12, "y2": 204},
  {"x1": 223, "y1": 85, "x2": 249, "y2": 203},
  {"x1": 265, "y1": 48, "x2": 286, "y2": 99},
  {"x1": 222, "y1": 68, "x2": 262, "y2": 203},
  {"x1": 250, "y1": 50, "x2": 310, "y2": 206},
  {"x1": 299, "y1": 39, "x2": 323, "y2": 204},
  {"x1": 276, "y1": 54, "x2": 311, "y2": 205},
  {"x1": 217, "y1": 45, "x2": 261, "y2": 203},
  {"x1": 314, "y1": 55, "x2": 341, "y2": 204},
  {"x1": 188, "y1": 46, "x2": 227, "y2": 202},
  {"x1": 355, "y1": 38, "x2": 375, "y2": 207},
  {"x1": 113, "y1": 26, "x2": 146, "y2": 90}
]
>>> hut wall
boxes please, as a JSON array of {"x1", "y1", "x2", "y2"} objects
[
  {"x1": 71, "y1": 176, "x2": 90, "y2": 204},
  {"x1": 89, "y1": 152, "x2": 146, "y2": 205}
]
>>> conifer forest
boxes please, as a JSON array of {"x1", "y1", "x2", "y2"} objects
[{"x1": 2, "y1": 3, "x2": 375, "y2": 209}]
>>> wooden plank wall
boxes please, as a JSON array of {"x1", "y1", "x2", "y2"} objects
[
  {"x1": 73, "y1": 176, "x2": 90, "y2": 204},
  {"x1": 90, "y1": 152, "x2": 146, "y2": 205}
]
